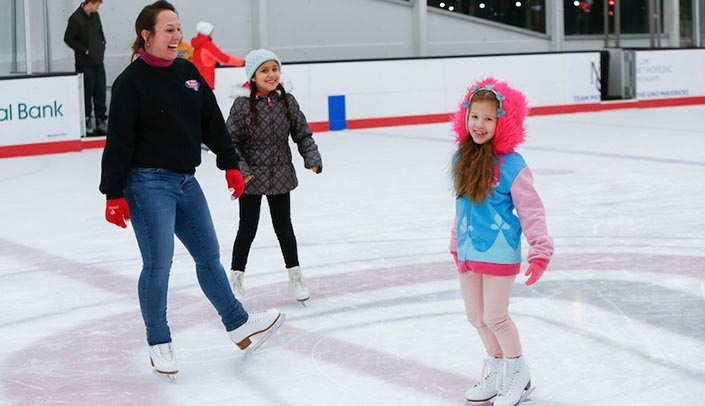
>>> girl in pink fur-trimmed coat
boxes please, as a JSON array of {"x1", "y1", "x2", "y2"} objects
[{"x1": 449, "y1": 77, "x2": 553, "y2": 406}]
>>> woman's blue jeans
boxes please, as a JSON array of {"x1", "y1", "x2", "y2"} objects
[{"x1": 124, "y1": 168, "x2": 248, "y2": 345}]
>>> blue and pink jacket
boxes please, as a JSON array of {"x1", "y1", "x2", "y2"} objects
[
  {"x1": 450, "y1": 153, "x2": 553, "y2": 276},
  {"x1": 449, "y1": 77, "x2": 553, "y2": 276}
]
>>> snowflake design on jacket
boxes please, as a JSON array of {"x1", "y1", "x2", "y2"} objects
[{"x1": 490, "y1": 214, "x2": 510, "y2": 231}]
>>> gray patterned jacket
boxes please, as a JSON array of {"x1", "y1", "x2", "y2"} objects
[{"x1": 226, "y1": 86, "x2": 322, "y2": 195}]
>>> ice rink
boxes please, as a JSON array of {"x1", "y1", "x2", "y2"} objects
[{"x1": 1, "y1": 105, "x2": 704, "y2": 405}]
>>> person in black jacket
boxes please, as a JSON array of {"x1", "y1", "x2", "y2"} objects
[
  {"x1": 99, "y1": 0, "x2": 284, "y2": 379},
  {"x1": 63, "y1": 0, "x2": 107, "y2": 136}
]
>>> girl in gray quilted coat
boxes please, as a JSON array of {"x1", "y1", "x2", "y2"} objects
[{"x1": 225, "y1": 49, "x2": 322, "y2": 304}]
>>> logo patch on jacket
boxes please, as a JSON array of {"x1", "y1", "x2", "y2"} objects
[{"x1": 185, "y1": 79, "x2": 200, "y2": 91}]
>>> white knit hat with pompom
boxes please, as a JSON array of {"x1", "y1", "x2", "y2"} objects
[{"x1": 195, "y1": 21, "x2": 214, "y2": 36}]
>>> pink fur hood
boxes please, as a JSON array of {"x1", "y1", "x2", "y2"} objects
[{"x1": 451, "y1": 77, "x2": 529, "y2": 155}]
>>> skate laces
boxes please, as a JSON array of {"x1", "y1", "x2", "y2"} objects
[
  {"x1": 497, "y1": 359, "x2": 525, "y2": 398},
  {"x1": 153, "y1": 343, "x2": 174, "y2": 362},
  {"x1": 247, "y1": 310, "x2": 271, "y2": 324},
  {"x1": 497, "y1": 360, "x2": 507, "y2": 394},
  {"x1": 477, "y1": 359, "x2": 493, "y2": 387}
]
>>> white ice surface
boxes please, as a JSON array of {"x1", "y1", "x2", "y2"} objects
[{"x1": 1, "y1": 105, "x2": 704, "y2": 405}]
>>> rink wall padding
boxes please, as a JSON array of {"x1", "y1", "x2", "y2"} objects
[{"x1": 3, "y1": 49, "x2": 705, "y2": 157}]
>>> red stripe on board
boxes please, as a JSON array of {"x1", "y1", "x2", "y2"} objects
[
  {"x1": 637, "y1": 95, "x2": 705, "y2": 108},
  {"x1": 597, "y1": 100, "x2": 639, "y2": 111},
  {"x1": 80, "y1": 137, "x2": 106, "y2": 149},
  {"x1": 529, "y1": 103, "x2": 603, "y2": 115},
  {"x1": 309, "y1": 122, "x2": 329, "y2": 132},
  {"x1": 346, "y1": 113, "x2": 452, "y2": 129},
  {"x1": 0, "y1": 140, "x2": 82, "y2": 158},
  {"x1": 4, "y1": 96, "x2": 705, "y2": 158}
]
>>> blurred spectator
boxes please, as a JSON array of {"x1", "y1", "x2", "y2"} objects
[
  {"x1": 64, "y1": 0, "x2": 107, "y2": 136},
  {"x1": 177, "y1": 39, "x2": 194, "y2": 61},
  {"x1": 190, "y1": 21, "x2": 244, "y2": 89}
]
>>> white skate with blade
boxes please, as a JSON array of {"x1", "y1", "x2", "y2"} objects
[
  {"x1": 287, "y1": 266, "x2": 310, "y2": 306},
  {"x1": 228, "y1": 308, "x2": 285, "y2": 361},
  {"x1": 242, "y1": 313, "x2": 285, "y2": 360},
  {"x1": 493, "y1": 356, "x2": 533, "y2": 406},
  {"x1": 465, "y1": 385, "x2": 533, "y2": 406},
  {"x1": 148, "y1": 342, "x2": 178, "y2": 383}
]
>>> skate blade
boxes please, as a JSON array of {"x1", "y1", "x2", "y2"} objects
[
  {"x1": 518, "y1": 386, "x2": 534, "y2": 403},
  {"x1": 241, "y1": 313, "x2": 286, "y2": 361},
  {"x1": 235, "y1": 312, "x2": 283, "y2": 350},
  {"x1": 152, "y1": 369, "x2": 177, "y2": 382},
  {"x1": 465, "y1": 394, "x2": 496, "y2": 404},
  {"x1": 465, "y1": 399, "x2": 495, "y2": 406},
  {"x1": 470, "y1": 386, "x2": 532, "y2": 406},
  {"x1": 150, "y1": 357, "x2": 178, "y2": 381}
]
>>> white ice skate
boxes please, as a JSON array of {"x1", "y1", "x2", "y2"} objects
[
  {"x1": 287, "y1": 266, "x2": 309, "y2": 305},
  {"x1": 494, "y1": 356, "x2": 534, "y2": 406},
  {"x1": 230, "y1": 270, "x2": 246, "y2": 299},
  {"x1": 148, "y1": 342, "x2": 178, "y2": 382},
  {"x1": 229, "y1": 308, "x2": 285, "y2": 360},
  {"x1": 465, "y1": 357, "x2": 502, "y2": 402}
]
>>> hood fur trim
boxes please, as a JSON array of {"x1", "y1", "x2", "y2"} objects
[{"x1": 451, "y1": 77, "x2": 528, "y2": 155}]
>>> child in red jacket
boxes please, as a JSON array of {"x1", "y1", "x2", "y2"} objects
[{"x1": 190, "y1": 21, "x2": 244, "y2": 89}]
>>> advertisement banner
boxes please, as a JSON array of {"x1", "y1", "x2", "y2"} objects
[
  {"x1": 0, "y1": 75, "x2": 82, "y2": 148},
  {"x1": 635, "y1": 49, "x2": 705, "y2": 99}
]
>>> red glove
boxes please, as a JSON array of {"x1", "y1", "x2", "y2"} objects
[
  {"x1": 105, "y1": 197, "x2": 130, "y2": 228},
  {"x1": 225, "y1": 169, "x2": 245, "y2": 199},
  {"x1": 524, "y1": 258, "x2": 549, "y2": 286}
]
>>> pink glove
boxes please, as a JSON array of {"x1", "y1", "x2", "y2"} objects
[
  {"x1": 450, "y1": 251, "x2": 458, "y2": 266},
  {"x1": 225, "y1": 169, "x2": 245, "y2": 199},
  {"x1": 524, "y1": 258, "x2": 549, "y2": 286},
  {"x1": 105, "y1": 197, "x2": 130, "y2": 228}
]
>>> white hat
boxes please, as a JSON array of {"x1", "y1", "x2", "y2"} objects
[
  {"x1": 195, "y1": 21, "x2": 214, "y2": 36},
  {"x1": 245, "y1": 49, "x2": 281, "y2": 80}
]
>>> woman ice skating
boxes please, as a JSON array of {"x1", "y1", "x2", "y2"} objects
[{"x1": 99, "y1": 1, "x2": 283, "y2": 379}]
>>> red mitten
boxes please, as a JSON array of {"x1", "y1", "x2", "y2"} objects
[
  {"x1": 105, "y1": 197, "x2": 130, "y2": 228},
  {"x1": 524, "y1": 258, "x2": 549, "y2": 286},
  {"x1": 225, "y1": 169, "x2": 245, "y2": 199}
]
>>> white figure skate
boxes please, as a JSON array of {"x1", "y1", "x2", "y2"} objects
[
  {"x1": 494, "y1": 356, "x2": 534, "y2": 406},
  {"x1": 465, "y1": 357, "x2": 503, "y2": 402},
  {"x1": 148, "y1": 342, "x2": 178, "y2": 382},
  {"x1": 230, "y1": 270, "x2": 246, "y2": 299},
  {"x1": 287, "y1": 266, "x2": 310, "y2": 305},
  {"x1": 229, "y1": 308, "x2": 285, "y2": 361}
]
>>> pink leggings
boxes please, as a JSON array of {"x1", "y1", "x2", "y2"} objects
[{"x1": 459, "y1": 272, "x2": 522, "y2": 358}]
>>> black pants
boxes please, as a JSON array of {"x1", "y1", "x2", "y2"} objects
[
  {"x1": 77, "y1": 63, "x2": 107, "y2": 120},
  {"x1": 231, "y1": 193, "x2": 299, "y2": 271}
]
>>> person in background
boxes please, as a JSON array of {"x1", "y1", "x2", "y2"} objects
[
  {"x1": 190, "y1": 21, "x2": 244, "y2": 89},
  {"x1": 99, "y1": 0, "x2": 283, "y2": 379},
  {"x1": 449, "y1": 77, "x2": 554, "y2": 406},
  {"x1": 176, "y1": 38, "x2": 193, "y2": 61},
  {"x1": 226, "y1": 49, "x2": 322, "y2": 304},
  {"x1": 64, "y1": 0, "x2": 108, "y2": 136}
]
